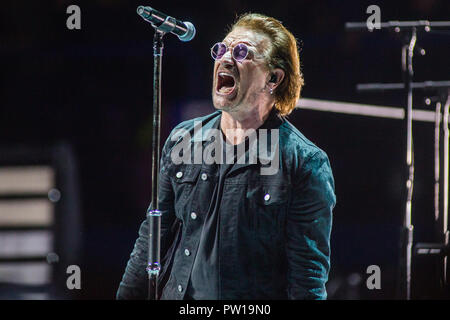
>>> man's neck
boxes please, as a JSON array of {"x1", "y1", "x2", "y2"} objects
[{"x1": 220, "y1": 104, "x2": 273, "y2": 145}]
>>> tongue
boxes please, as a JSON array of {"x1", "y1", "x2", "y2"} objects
[
  {"x1": 218, "y1": 74, "x2": 235, "y2": 94},
  {"x1": 219, "y1": 86, "x2": 234, "y2": 94}
]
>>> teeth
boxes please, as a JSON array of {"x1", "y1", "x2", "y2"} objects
[
  {"x1": 217, "y1": 71, "x2": 236, "y2": 95},
  {"x1": 219, "y1": 72, "x2": 234, "y2": 79}
]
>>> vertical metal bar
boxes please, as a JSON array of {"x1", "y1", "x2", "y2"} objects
[
  {"x1": 435, "y1": 102, "x2": 441, "y2": 223},
  {"x1": 443, "y1": 100, "x2": 448, "y2": 238},
  {"x1": 399, "y1": 28, "x2": 416, "y2": 300},
  {"x1": 147, "y1": 30, "x2": 165, "y2": 300},
  {"x1": 147, "y1": 210, "x2": 161, "y2": 300},
  {"x1": 151, "y1": 31, "x2": 164, "y2": 211},
  {"x1": 442, "y1": 90, "x2": 450, "y2": 286}
]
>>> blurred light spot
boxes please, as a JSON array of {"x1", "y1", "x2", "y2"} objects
[
  {"x1": 46, "y1": 252, "x2": 59, "y2": 264},
  {"x1": 347, "y1": 273, "x2": 362, "y2": 286},
  {"x1": 48, "y1": 188, "x2": 61, "y2": 203}
]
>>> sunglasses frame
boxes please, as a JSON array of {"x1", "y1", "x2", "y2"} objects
[{"x1": 210, "y1": 42, "x2": 250, "y2": 63}]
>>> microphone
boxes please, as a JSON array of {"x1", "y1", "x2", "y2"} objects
[{"x1": 137, "y1": 6, "x2": 196, "y2": 42}]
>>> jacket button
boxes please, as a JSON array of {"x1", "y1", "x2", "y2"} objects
[
  {"x1": 176, "y1": 171, "x2": 183, "y2": 179},
  {"x1": 184, "y1": 249, "x2": 190, "y2": 256},
  {"x1": 178, "y1": 285, "x2": 183, "y2": 292},
  {"x1": 264, "y1": 193, "x2": 271, "y2": 201},
  {"x1": 201, "y1": 173, "x2": 208, "y2": 181},
  {"x1": 190, "y1": 212, "x2": 197, "y2": 220}
]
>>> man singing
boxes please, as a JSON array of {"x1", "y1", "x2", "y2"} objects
[{"x1": 117, "y1": 13, "x2": 336, "y2": 300}]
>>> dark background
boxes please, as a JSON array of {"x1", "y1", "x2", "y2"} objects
[{"x1": 1, "y1": 0, "x2": 450, "y2": 299}]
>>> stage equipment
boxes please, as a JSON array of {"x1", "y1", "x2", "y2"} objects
[
  {"x1": 137, "y1": 5, "x2": 196, "y2": 300},
  {"x1": 345, "y1": 19, "x2": 450, "y2": 299}
]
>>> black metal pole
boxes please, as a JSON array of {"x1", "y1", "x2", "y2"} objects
[
  {"x1": 441, "y1": 90, "x2": 450, "y2": 287},
  {"x1": 146, "y1": 30, "x2": 164, "y2": 300},
  {"x1": 345, "y1": 19, "x2": 450, "y2": 298},
  {"x1": 399, "y1": 27, "x2": 417, "y2": 300},
  {"x1": 434, "y1": 101, "x2": 441, "y2": 228}
]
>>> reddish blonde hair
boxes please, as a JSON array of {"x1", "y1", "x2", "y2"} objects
[{"x1": 230, "y1": 13, "x2": 304, "y2": 116}]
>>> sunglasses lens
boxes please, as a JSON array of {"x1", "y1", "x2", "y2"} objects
[
  {"x1": 233, "y1": 43, "x2": 248, "y2": 61},
  {"x1": 211, "y1": 43, "x2": 227, "y2": 60}
]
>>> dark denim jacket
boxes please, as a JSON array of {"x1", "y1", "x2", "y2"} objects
[{"x1": 116, "y1": 109, "x2": 336, "y2": 300}]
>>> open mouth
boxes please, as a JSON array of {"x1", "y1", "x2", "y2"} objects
[{"x1": 216, "y1": 72, "x2": 236, "y2": 95}]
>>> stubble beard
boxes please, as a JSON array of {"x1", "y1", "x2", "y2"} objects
[{"x1": 212, "y1": 88, "x2": 244, "y2": 114}]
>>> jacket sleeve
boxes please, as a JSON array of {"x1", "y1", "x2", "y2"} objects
[
  {"x1": 116, "y1": 141, "x2": 176, "y2": 300},
  {"x1": 115, "y1": 216, "x2": 150, "y2": 300},
  {"x1": 286, "y1": 150, "x2": 336, "y2": 300}
]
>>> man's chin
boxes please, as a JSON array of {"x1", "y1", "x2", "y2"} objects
[
  {"x1": 213, "y1": 93, "x2": 240, "y2": 112},
  {"x1": 213, "y1": 97, "x2": 232, "y2": 111}
]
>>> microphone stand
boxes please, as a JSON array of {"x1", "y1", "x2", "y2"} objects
[
  {"x1": 137, "y1": 5, "x2": 196, "y2": 301},
  {"x1": 146, "y1": 29, "x2": 164, "y2": 301}
]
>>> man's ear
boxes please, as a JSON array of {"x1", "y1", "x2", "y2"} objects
[{"x1": 269, "y1": 68, "x2": 285, "y2": 89}]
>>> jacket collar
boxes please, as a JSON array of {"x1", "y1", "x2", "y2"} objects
[
  {"x1": 192, "y1": 107, "x2": 283, "y2": 143},
  {"x1": 190, "y1": 107, "x2": 282, "y2": 174}
]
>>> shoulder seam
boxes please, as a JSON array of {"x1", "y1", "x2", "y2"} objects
[{"x1": 280, "y1": 121, "x2": 323, "y2": 151}]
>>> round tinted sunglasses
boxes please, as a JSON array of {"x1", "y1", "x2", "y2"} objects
[{"x1": 211, "y1": 42, "x2": 250, "y2": 62}]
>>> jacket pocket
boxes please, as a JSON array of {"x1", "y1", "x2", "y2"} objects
[
  {"x1": 246, "y1": 182, "x2": 289, "y2": 239},
  {"x1": 168, "y1": 164, "x2": 201, "y2": 218},
  {"x1": 169, "y1": 164, "x2": 201, "y2": 195}
]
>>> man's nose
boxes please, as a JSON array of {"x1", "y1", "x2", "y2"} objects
[{"x1": 220, "y1": 49, "x2": 235, "y2": 66}]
